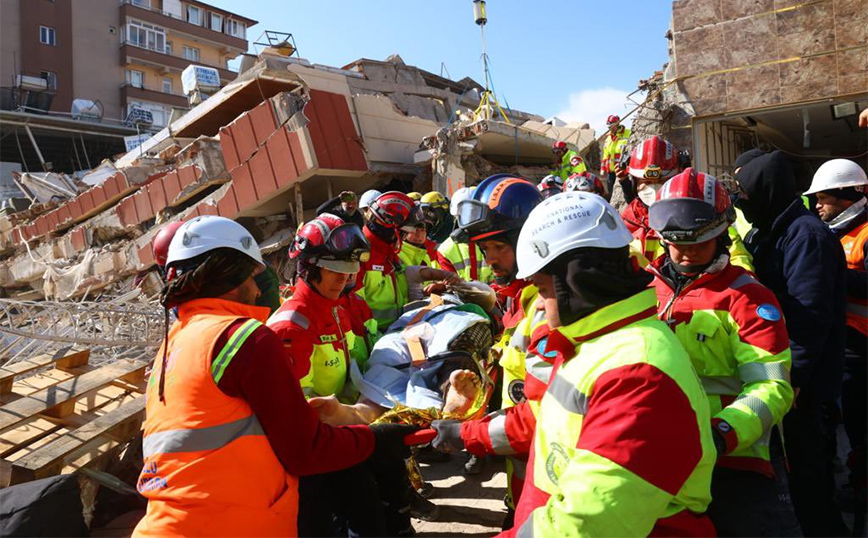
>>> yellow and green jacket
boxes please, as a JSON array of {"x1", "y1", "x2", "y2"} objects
[
  {"x1": 357, "y1": 227, "x2": 410, "y2": 332},
  {"x1": 436, "y1": 236, "x2": 492, "y2": 283}
]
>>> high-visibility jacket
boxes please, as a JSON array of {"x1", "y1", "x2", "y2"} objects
[
  {"x1": 134, "y1": 298, "x2": 298, "y2": 538},
  {"x1": 267, "y1": 279, "x2": 362, "y2": 400},
  {"x1": 356, "y1": 227, "x2": 409, "y2": 332},
  {"x1": 622, "y1": 197, "x2": 754, "y2": 270},
  {"x1": 841, "y1": 219, "x2": 868, "y2": 336},
  {"x1": 504, "y1": 289, "x2": 716, "y2": 538},
  {"x1": 436, "y1": 236, "x2": 492, "y2": 283},
  {"x1": 600, "y1": 126, "x2": 631, "y2": 175},
  {"x1": 650, "y1": 257, "x2": 793, "y2": 476},
  {"x1": 398, "y1": 239, "x2": 438, "y2": 268},
  {"x1": 341, "y1": 291, "x2": 380, "y2": 363},
  {"x1": 553, "y1": 150, "x2": 588, "y2": 181}
]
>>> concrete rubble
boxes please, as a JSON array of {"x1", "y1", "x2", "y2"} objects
[{"x1": 0, "y1": 50, "x2": 591, "y2": 301}]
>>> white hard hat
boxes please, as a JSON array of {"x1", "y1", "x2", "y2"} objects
[
  {"x1": 166, "y1": 215, "x2": 264, "y2": 268},
  {"x1": 515, "y1": 192, "x2": 633, "y2": 280},
  {"x1": 804, "y1": 159, "x2": 868, "y2": 195},
  {"x1": 450, "y1": 186, "x2": 476, "y2": 217},
  {"x1": 360, "y1": 189, "x2": 382, "y2": 209}
]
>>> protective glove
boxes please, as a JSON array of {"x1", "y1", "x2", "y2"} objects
[
  {"x1": 711, "y1": 427, "x2": 728, "y2": 457},
  {"x1": 369, "y1": 423, "x2": 419, "y2": 462},
  {"x1": 431, "y1": 420, "x2": 465, "y2": 453}
]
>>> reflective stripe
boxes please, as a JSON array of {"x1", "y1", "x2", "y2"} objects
[
  {"x1": 729, "y1": 273, "x2": 759, "y2": 290},
  {"x1": 143, "y1": 415, "x2": 265, "y2": 458},
  {"x1": 546, "y1": 375, "x2": 588, "y2": 415},
  {"x1": 452, "y1": 259, "x2": 468, "y2": 272},
  {"x1": 733, "y1": 394, "x2": 774, "y2": 432},
  {"x1": 701, "y1": 376, "x2": 743, "y2": 395},
  {"x1": 488, "y1": 411, "x2": 516, "y2": 455},
  {"x1": 510, "y1": 330, "x2": 530, "y2": 352},
  {"x1": 517, "y1": 514, "x2": 535, "y2": 538},
  {"x1": 371, "y1": 306, "x2": 399, "y2": 321},
  {"x1": 847, "y1": 301, "x2": 868, "y2": 317},
  {"x1": 508, "y1": 456, "x2": 527, "y2": 480},
  {"x1": 267, "y1": 309, "x2": 310, "y2": 330},
  {"x1": 211, "y1": 319, "x2": 261, "y2": 384},
  {"x1": 738, "y1": 362, "x2": 790, "y2": 384},
  {"x1": 525, "y1": 355, "x2": 553, "y2": 385}
]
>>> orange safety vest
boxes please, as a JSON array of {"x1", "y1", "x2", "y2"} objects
[
  {"x1": 133, "y1": 298, "x2": 299, "y2": 538},
  {"x1": 841, "y1": 220, "x2": 868, "y2": 336}
]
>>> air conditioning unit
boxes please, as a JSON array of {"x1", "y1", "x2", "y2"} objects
[
  {"x1": 14, "y1": 75, "x2": 48, "y2": 92},
  {"x1": 181, "y1": 65, "x2": 220, "y2": 96}
]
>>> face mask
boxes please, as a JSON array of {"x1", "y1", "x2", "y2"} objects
[{"x1": 637, "y1": 184, "x2": 661, "y2": 206}]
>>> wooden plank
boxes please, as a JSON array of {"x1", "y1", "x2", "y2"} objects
[
  {"x1": 0, "y1": 365, "x2": 96, "y2": 405},
  {"x1": 0, "y1": 347, "x2": 90, "y2": 394},
  {"x1": 0, "y1": 359, "x2": 147, "y2": 431},
  {"x1": 9, "y1": 396, "x2": 145, "y2": 485}
]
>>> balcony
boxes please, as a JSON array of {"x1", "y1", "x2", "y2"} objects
[
  {"x1": 120, "y1": 0, "x2": 248, "y2": 53},
  {"x1": 121, "y1": 81, "x2": 189, "y2": 109},
  {"x1": 120, "y1": 42, "x2": 237, "y2": 82}
]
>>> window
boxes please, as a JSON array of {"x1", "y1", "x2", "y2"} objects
[
  {"x1": 165, "y1": 41, "x2": 172, "y2": 55},
  {"x1": 226, "y1": 19, "x2": 245, "y2": 39},
  {"x1": 187, "y1": 5, "x2": 201, "y2": 25},
  {"x1": 210, "y1": 13, "x2": 223, "y2": 32},
  {"x1": 126, "y1": 19, "x2": 165, "y2": 52},
  {"x1": 39, "y1": 26, "x2": 56, "y2": 46},
  {"x1": 125, "y1": 69, "x2": 144, "y2": 88},
  {"x1": 182, "y1": 46, "x2": 199, "y2": 62},
  {"x1": 40, "y1": 71, "x2": 57, "y2": 90},
  {"x1": 162, "y1": 77, "x2": 172, "y2": 94},
  {"x1": 131, "y1": 0, "x2": 150, "y2": 7}
]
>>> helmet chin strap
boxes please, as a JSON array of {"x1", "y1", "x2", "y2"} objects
[{"x1": 671, "y1": 261, "x2": 708, "y2": 275}]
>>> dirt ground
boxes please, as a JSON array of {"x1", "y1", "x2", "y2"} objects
[{"x1": 412, "y1": 453, "x2": 508, "y2": 537}]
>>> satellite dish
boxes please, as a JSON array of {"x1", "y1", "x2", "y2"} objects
[{"x1": 71, "y1": 99, "x2": 104, "y2": 122}]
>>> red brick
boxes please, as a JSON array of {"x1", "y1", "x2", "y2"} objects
[
  {"x1": 230, "y1": 163, "x2": 258, "y2": 209},
  {"x1": 70, "y1": 227, "x2": 87, "y2": 251},
  {"x1": 91, "y1": 184, "x2": 108, "y2": 208},
  {"x1": 249, "y1": 100, "x2": 278, "y2": 146},
  {"x1": 144, "y1": 170, "x2": 167, "y2": 187},
  {"x1": 216, "y1": 185, "x2": 240, "y2": 219},
  {"x1": 133, "y1": 191, "x2": 154, "y2": 224},
  {"x1": 287, "y1": 130, "x2": 309, "y2": 175},
  {"x1": 249, "y1": 146, "x2": 278, "y2": 199},
  {"x1": 45, "y1": 211, "x2": 60, "y2": 232},
  {"x1": 117, "y1": 197, "x2": 138, "y2": 227},
  {"x1": 266, "y1": 129, "x2": 299, "y2": 186},
  {"x1": 56, "y1": 205, "x2": 72, "y2": 225},
  {"x1": 35, "y1": 217, "x2": 49, "y2": 237},
  {"x1": 148, "y1": 181, "x2": 167, "y2": 213},
  {"x1": 163, "y1": 171, "x2": 182, "y2": 205},
  {"x1": 231, "y1": 114, "x2": 258, "y2": 165},
  {"x1": 68, "y1": 199, "x2": 83, "y2": 220},
  {"x1": 198, "y1": 202, "x2": 218, "y2": 216},
  {"x1": 137, "y1": 243, "x2": 156, "y2": 268},
  {"x1": 219, "y1": 125, "x2": 241, "y2": 172},
  {"x1": 178, "y1": 165, "x2": 197, "y2": 188},
  {"x1": 115, "y1": 172, "x2": 131, "y2": 192}
]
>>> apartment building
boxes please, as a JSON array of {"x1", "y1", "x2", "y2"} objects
[{"x1": 0, "y1": 0, "x2": 257, "y2": 129}]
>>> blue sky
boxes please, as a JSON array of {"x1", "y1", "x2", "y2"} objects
[{"x1": 213, "y1": 1, "x2": 673, "y2": 132}]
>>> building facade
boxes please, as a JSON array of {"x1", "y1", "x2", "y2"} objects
[{"x1": 0, "y1": 0, "x2": 256, "y2": 130}]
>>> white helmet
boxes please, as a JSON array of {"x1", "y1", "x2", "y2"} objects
[
  {"x1": 515, "y1": 192, "x2": 633, "y2": 280},
  {"x1": 804, "y1": 159, "x2": 868, "y2": 195},
  {"x1": 166, "y1": 215, "x2": 264, "y2": 268},
  {"x1": 450, "y1": 186, "x2": 476, "y2": 217},
  {"x1": 359, "y1": 189, "x2": 382, "y2": 210}
]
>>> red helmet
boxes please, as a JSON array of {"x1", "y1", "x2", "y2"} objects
[
  {"x1": 628, "y1": 135, "x2": 678, "y2": 183},
  {"x1": 649, "y1": 168, "x2": 733, "y2": 244},
  {"x1": 606, "y1": 115, "x2": 621, "y2": 125},
  {"x1": 368, "y1": 191, "x2": 416, "y2": 229},
  {"x1": 290, "y1": 213, "x2": 370, "y2": 273},
  {"x1": 152, "y1": 221, "x2": 185, "y2": 268},
  {"x1": 551, "y1": 140, "x2": 568, "y2": 154},
  {"x1": 565, "y1": 172, "x2": 605, "y2": 196}
]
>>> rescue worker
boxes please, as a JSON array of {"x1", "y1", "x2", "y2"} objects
[
  {"x1": 133, "y1": 215, "x2": 415, "y2": 538},
  {"x1": 550, "y1": 141, "x2": 587, "y2": 181},
  {"x1": 497, "y1": 192, "x2": 716, "y2": 536},
  {"x1": 151, "y1": 221, "x2": 185, "y2": 279},
  {"x1": 437, "y1": 186, "x2": 493, "y2": 283},
  {"x1": 432, "y1": 175, "x2": 544, "y2": 524},
  {"x1": 648, "y1": 169, "x2": 800, "y2": 536},
  {"x1": 317, "y1": 190, "x2": 364, "y2": 229},
  {"x1": 359, "y1": 189, "x2": 381, "y2": 222},
  {"x1": 804, "y1": 158, "x2": 868, "y2": 530},
  {"x1": 564, "y1": 171, "x2": 606, "y2": 196},
  {"x1": 420, "y1": 191, "x2": 452, "y2": 244},
  {"x1": 536, "y1": 174, "x2": 563, "y2": 199},
  {"x1": 622, "y1": 136, "x2": 753, "y2": 270},
  {"x1": 735, "y1": 150, "x2": 849, "y2": 537},
  {"x1": 600, "y1": 114, "x2": 631, "y2": 196},
  {"x1": 398, "y1": 204, "x2": 438, "y2": 269}
]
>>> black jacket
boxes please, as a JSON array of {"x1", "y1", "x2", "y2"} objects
[{"x1": 316, "y1": 196, "x2": 365, "y2": 229}]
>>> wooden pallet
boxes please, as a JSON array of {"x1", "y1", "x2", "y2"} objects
[{"x1": 0, "y1": 347, "x2": 149, "y2": 487}]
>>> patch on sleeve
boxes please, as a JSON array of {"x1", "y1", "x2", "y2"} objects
[
  {"x1": 569, "y1": 156, "x2": 582, "y2": 167},
  {"x1": 756, "y1": 303, "x2": 781, "y2": 322}
]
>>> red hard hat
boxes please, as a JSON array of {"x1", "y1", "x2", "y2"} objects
[
  {"x1": 153, "y1": 221, "x2": 185, "y2": 268},
  {"x1": 369, "y1": 191, "x2": 416, "y2": 229},
  {"x1": 607, "y1": 115, "x2": 621, "y2": 125},
  {"x1": 628, "y1": 136, "x2": 679, "y2": 182},
  {"x1": 552, "y1": 140, "x2": 568, "y2": 151},
  {"x1": 649, "y1": 168, "x2": 733, "y2": 244},
  {"x1": 290, "y1": 213, "x2": 370, "y2": 272}
]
